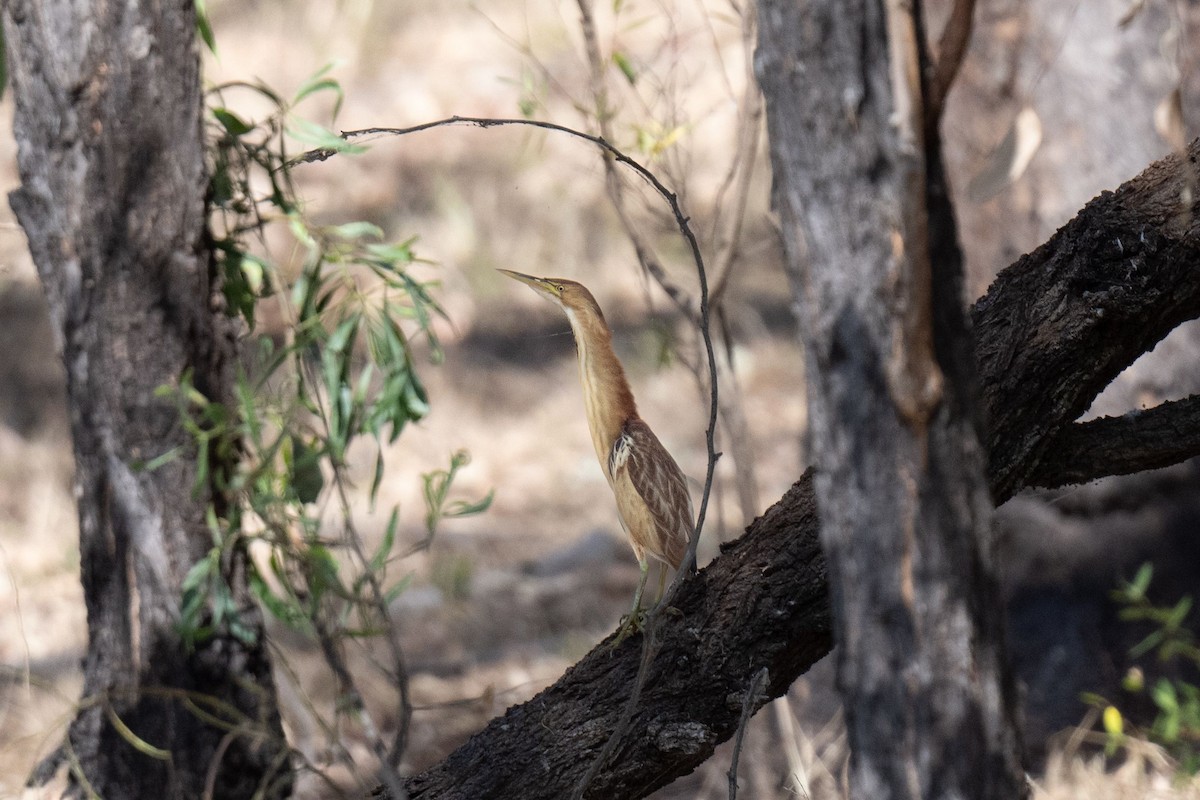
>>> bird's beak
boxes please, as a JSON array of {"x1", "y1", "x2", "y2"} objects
[{"x1": 498, "y1": 269, "x2": 555, "y2": 294}]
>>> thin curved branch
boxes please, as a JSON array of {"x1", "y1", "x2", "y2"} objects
[
  {"x1": 370, "y1": 136, "x2": 1200, "y2": 800},
  {"x1": 1027, "y1": 394, "x2": 1200, "y2": 490}
]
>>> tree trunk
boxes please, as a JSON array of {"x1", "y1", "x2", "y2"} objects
[
  {"x1": 755, "y1": 1, "x2": 1026, "y2": 798},
  {"x1": 4, "y1": 2, "x2": 288, "y2": 797}
]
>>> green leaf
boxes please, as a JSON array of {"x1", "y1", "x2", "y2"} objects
[
  {"x1": 1153, "y1": 679, "x2": 1179, "y2": 714},
  {"x1": 286, "y1": 117, "x2": 364, "y2": 154},
  {"x1": 1167, "y1": 596, "x2": 1193, "y2": 629},
  {"x1": 306, "y1": 544, "x2": 346, "y2": 602},
  {"x1": 445, "y1": 490, "x2": 495, "y2": 519},
  {"x1": 354, "y1": 361, "x2": 375, "y2": 404},
  {"x1": 370, "y1": 508, "x2": 400, "y2": 572},
  {"x1": 134, "y1": 446, "x2": 183, "y2": 473},
  {"x1": 288, "y1": 212, "x2": 318, "y2": 251},
  {"x1": 1131, "y1": 628, "x2": 1167, "y2": 659},
  {"x1": 212, "y1": 107, "x2": 253, "y2": 137},
  {"x1": 242, "y1": 253, "x2": 270, "y2": 295},
  {"x1": 365, "y1": 240, "x2": 416, "y2": 265},
  {"x1": 327, "y1": 316, "x2": 359, "y2": 355},
  {"x1": 195, "y1": 0, "x2": 218, "y2": 55},
  {"x1": 612, "y1": 51, "x2": 637, "y2": 85},
  {"x1": 370, "y1": 448, "x2": 386, "y2": 506},
  {"x1": 383, "y1": 573, "x2": 414, "y2": 605},
  {"x1": 1131, "y1": 562, "x2": 1154, "y2": 599},
  {"x1": 331, "y1": 221, "x2": 384, "y2": 242},
  {"x1": 249, "y1": 572, "x2": 310, "y2": 630},
  {"x1": 288, "y1": 435, "x2": 325, "y2": 504},
  {"x1": 178, "y1": 549, "x2": 219, "y2": 646},
  {"x1": 293, "y1": 63, "x2": 345, "y2": 120}
]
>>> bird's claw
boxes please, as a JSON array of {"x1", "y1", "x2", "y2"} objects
[{"x1": 611, "y1": 609, "x2": 647, "y2": 647}]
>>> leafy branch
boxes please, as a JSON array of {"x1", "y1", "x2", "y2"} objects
[{"x1": 158, "y1": 64, "x2": 493, "y2": 790}]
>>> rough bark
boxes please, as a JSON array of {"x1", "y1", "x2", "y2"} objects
[
  {"x1": 1027, "y1": 395, "x2": 1200, "y2": 490},
  {"x1": 4, "y1": 1, "x2": 288, "y2": 797},
  {"x1": 381, "y1": 134, "x2": 1200, "y2": 798},
  {"x1": 976, "y1": 147, "x2": 1200, "y2": 500},
  {"x1": 755, "y1": 1, "x2": 1024, "y2": 799}
]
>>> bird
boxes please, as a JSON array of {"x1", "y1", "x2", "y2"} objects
[{"x1": 499, "y1": 269, "x2": 694, "y2": 634}]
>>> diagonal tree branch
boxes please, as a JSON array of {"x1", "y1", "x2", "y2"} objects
[
  {"x1": 1027, "y1": 394, "x2": 1200, "y2": 490},
  {"x1": 373, "y1": 139, "x2": 1200, "y2": 800},
  {"x1": 401, "y1": 474, "x2": 829, "y2": 800}
]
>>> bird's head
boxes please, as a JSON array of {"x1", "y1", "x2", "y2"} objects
[{"x1": 498, "y1": 269, "x2": 604, "y2": 320}]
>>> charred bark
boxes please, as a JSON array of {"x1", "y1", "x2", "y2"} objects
[{"x1": 4, "y1": 1, "x2": 288, "y2": 797}]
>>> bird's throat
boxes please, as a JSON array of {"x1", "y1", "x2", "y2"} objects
[{"x1": 564, "y1": 307, "x2": 638, "y2": 475}]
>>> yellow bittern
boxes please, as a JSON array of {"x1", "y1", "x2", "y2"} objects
[{"x1": 499, "y1": 270, "x2": 693, "y2": 631}]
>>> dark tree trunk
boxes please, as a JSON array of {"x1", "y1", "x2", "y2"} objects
[
  {"x1": 3, "y1": 1, "x2": 288, "y2": 797},
  {"x1": 755, "y1": 1, "x2": 1024, "y2": 798},
  {"x1": 383, "y1": 138, "x2": 1200, "y2": 798}
]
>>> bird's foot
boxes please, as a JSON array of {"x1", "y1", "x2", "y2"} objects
[{"x1": 611, "y1": 609, "x2": 648, "y2": 648}]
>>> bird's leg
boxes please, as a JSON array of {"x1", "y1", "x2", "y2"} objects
[
  {"x1": 651, "y1": 564, "x2": 684, "y2": 618},
  {"x1": 655, "y1": 562, "x2": 667, "y2": 604},
  {"x1": 614, "y1": 559, "x2": 651, "y2": 645}
]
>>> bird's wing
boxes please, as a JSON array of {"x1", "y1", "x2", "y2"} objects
[{"x1": 608, "y1": 417, "x2": 693, "y2": 569}]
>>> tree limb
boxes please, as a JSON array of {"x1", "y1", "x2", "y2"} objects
[
  {"x1": 1027, "y1": 394, "x2": 1200, "y2": 489},
  {"x1": 973, "y1": 142, "x2": 1200, "y2": 500},
  {"x1": 379, "y1": 141, "x2": 1200, "y2": 800},
  {"x1": 398, "y1": 475, "x2": 830, "y2": 800},
  {"x1": 926, "y1": 0, "x2": 976, "y2": 124}
]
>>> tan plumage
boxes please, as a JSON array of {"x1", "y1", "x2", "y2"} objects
[{"x1": 499, "y1": 270, "x2": 693, "y2": 623}]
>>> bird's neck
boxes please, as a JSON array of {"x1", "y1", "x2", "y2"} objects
[{"x1": 564, "y1": 307, "x2": 638, "y2": 470}]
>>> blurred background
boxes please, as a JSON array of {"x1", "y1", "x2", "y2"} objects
[{"x1": 3, "y1": 0, "x2": 1200, "y2": 797}]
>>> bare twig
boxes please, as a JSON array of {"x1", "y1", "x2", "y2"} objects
[
  {"x1": 574, "y1": 0, "x2": 699, "y2": 321},
  {"x1": 715, "y1": 308, "x2": 761, "y2": 522},
  {"x1": 926, "y1": 0, "x2": 976, "y2": 125},
  {"x1": 302, "y1": 357, "x2": 412, "y2": 799},
  {"x1": 727, "y1": 666, "x2": 769, "y2": 799},
  {"x1": 708, "y1": 5, "x2": 765, "y2": 307},
  {"x1": 471, "y1": 7, "x2": 578, "y2": 112}
]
